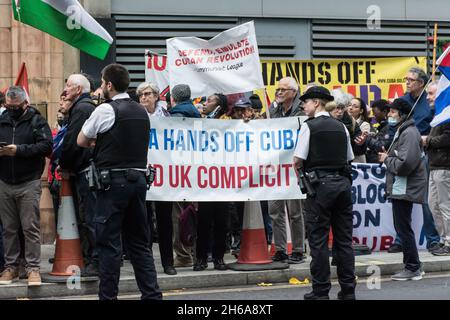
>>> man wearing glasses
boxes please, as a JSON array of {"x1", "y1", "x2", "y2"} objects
[{"x1": 268, "y1": 77, "x2": 307, "y2": 264}]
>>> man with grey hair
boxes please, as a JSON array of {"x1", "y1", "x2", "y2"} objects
[
  {"x1": 270, "y1": 77, "x2": 304, "y2": 118},
  {"x1": 268, "y1": 77, "x2": 306, "y2": 264},
  {"x1": 169, "y1": 84, "x2": 201, "y2": 118},
  {"x1": 59, "y1": 74, "x2": 98, "y2": 277},
  {"x1": 0, "y1": 86, "x2": 53, "y2": 286},
  {"x1": 166, "y1": 84, "x2": 199, "y2": 267},
  {"x1": 401, "y1": 67, "x2": 433, "y2": 135},
  {"x1": 424, "y1": 80, "x2": 450, "y2": 256}
]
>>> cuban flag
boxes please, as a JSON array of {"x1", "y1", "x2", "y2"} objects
[{"x1": 432, "y1": 46, "x2": 450, "y2": 126}]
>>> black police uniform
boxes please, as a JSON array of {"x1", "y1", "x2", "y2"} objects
[
  {"x1": 93, "y1": 98, "x2": 162, "y2": 300},
  {"x1": 301, "y1": 114, "x2": 356, "y2": 299}
]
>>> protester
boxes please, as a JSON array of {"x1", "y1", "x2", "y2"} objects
[
  {"x1": 401, "y1": 67, "x2": 434, "y2": 135},
  {"x1": 194, "y1": 93, "x2": 230, "y2": 271},
  {"x1": 363, "y1": 99, "x2": 392, "y2": 164},
  {"x1": 168, "y1": 84, "x2": 199, "y2": 267},
  {"x1": 378, "y1": 98, "x2": 426, "y2": 280},
  {"x1": 169, "y1": 84, "x2": 201, "y2": 118},
  {"x1": 349, "y1": 98, "x2": 371, "y2": 133},
  {"x1": 0, "y1": 92, "x2": 5, "y2": 271},
  {"x1": 424, "y1": 81, "x2": 450, "y2": 256},
  {"x1": 269, "y1": 77, "x2": 306, "y2": 264},
  {"x1": 47, "y1": 110, "x2": 67, "y2": 253},
  {"x1": 202, "y1": 93, "x2": 228, "y2": 119},
  {"x1": 331, "y1": 89, "x2": 366, "y2": 163},
  {"x1": 0, "y1": 86, "x2": 53, "y2": 286},
  {"x1": 59, "y1": 74, "x2": 98, "y2": 277},
  {"x1": 77, "y1": 64, "x2": 161, "y2": 300},
  {"x1": 389, "y1": 67, "x2": 441, "y2": 253},
  {"x1": 137, "y1": 81, "x2": 175, "y2": 275}
]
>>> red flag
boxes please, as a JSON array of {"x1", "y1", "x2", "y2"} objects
[
  {"x1": 264, "y1": 89, "x2": 272, "y2": 107},
  {"x1": 14, "y1": 62, "x2": 30, "y2": 99}
]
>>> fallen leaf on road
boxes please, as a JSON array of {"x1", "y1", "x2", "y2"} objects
[
  {"x1": 257, "y1": 282, "x2": 273, "y2": 287},
  {"x1": 289, "y1": 277, "x2": 310, "y2": 285}
]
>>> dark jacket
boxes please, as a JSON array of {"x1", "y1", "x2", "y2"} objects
[
  {"x1": 401, "y1": 92, "x2": 434, "y2": 135},
  {"x1": 426, "y1": 122, "x2": 450, "y2": 170},
  {"x1": 170, "y1": 101, "x2": 201, "y2": 118},
  {"x1": 59, "y1": 94, "x2": 95, "y2": 173},
  {"x1": 341, "y1": 112, "x2": 366, "y2": 156},
  {"x1": 366, "y1": 120, "x2": 395, "y2": 163},
  {"x1": 0, "y1": 106, "x2": 53, "y2": 185},
  {"x1": 384, "y1": 119, "x2": 427, "y2": 204},
  {"x1": 269, "y1": 91, "x2": 305, "y2": 118}
]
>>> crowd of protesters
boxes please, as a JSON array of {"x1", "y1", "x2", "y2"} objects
[{"x1": 0, "y1": 64, "x2": 449, "y2": 292}]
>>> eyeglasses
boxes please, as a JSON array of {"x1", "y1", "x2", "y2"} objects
[
  {"x1": 404, "y1": 77, "x2": 419, "y2": 83},
  {"x1": 138, "y1": 91, "x2": 155, "y2": 98},
  {"x1": 275, "y1": 88, "x2": 295, "y2": 93}
]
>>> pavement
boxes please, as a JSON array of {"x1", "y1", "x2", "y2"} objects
[{"x1": 1, "y1": 244, "x2": 450, "y2": 300}]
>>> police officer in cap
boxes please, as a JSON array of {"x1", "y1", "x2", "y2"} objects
[
  {"x1": 293, "y1": 86, "x2": 356, "y2": 300},
  {"x1": 77, "y1": 64, "x2": 162, "y2": 300}
]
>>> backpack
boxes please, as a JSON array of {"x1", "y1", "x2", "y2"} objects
[{"x1": 179, "y1": 203, "x2": 197, "y2": 247}]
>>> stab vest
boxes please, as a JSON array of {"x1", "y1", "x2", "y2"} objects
[
  {"x1": 94, "y1": 98, "x2": 150, "y2": 170},
  {"x1": 304, "y1": 115, "x2": 348, "y2": 172}
]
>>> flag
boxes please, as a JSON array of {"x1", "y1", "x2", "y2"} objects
[
  {"x1": 431, "y1": 46, "x2": 450, "y2": 127},
  {"x1": 12, "y1": 0, "x2": 113, "y2": 60},
  {"x1": 14, "y1": 62, "x2": 29, "y2": 97}
]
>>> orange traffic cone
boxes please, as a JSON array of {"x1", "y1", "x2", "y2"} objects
[
  {"x1": 228, "y1": 201, "x2": 288, "y2": 271},
  {"x1": 44, "y1": 177, "x2": 84, "y2": 281}
]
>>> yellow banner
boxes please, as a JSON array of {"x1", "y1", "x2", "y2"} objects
[{"x1": 260, "y1": 57, "x2": 426, "y2": 107}]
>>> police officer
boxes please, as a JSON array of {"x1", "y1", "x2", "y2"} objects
[
  {"x1": 293, "y1": 86, "x2": 356, "y2": 300},
  {"x1": 77, "y1": 64, "x2": 162, "y2": 300}
]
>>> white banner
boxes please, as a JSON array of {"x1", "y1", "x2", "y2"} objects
[
  {"x1": 166, "y1": 21, "x2": 264, "y2": 98},
  {"x1": 147, "y1": 117, "x2": 306, "y2": 201},
  {"x1": 144, "y1": 51, "x2": 170, "y2": 98},
  {"x1": 351, "y1": 163, "x2": 426, "y2": 251}
]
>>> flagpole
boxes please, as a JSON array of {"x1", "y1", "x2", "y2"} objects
[
  {"x1": 432, "y1": 23, "x2": 438, "y2": 82},
  {"x1": 263, "y1": 88, "x2": 271, "y2": 119}
]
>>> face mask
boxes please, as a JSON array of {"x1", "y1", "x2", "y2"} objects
[
  {"x1": 57, "y1": 119, "x2": 67, "y2": 127},
  {"x1": 388, "y1": 117, "x2": 399, "y2": 126},
  {"x1": 7, "y1": 107, "x2": 25, "y2": 120}
]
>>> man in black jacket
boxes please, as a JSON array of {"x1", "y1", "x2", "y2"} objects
[
  {"x1": 59, "y1": 74, "x2": 98, "y2": 276},
  {"x1": 0, "y1": 86, "x2": 52, "y2": 286},
  {"x1": 424, "y1": 81, "x2": 450, "y2": 256}
]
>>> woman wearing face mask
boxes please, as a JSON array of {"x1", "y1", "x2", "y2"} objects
[
  {"x1": 201, "y1": 93, "x2": 228, "y2": 119},
  {"x1": 378, "y1": 98, "x2": 427, "y2": 281}
]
